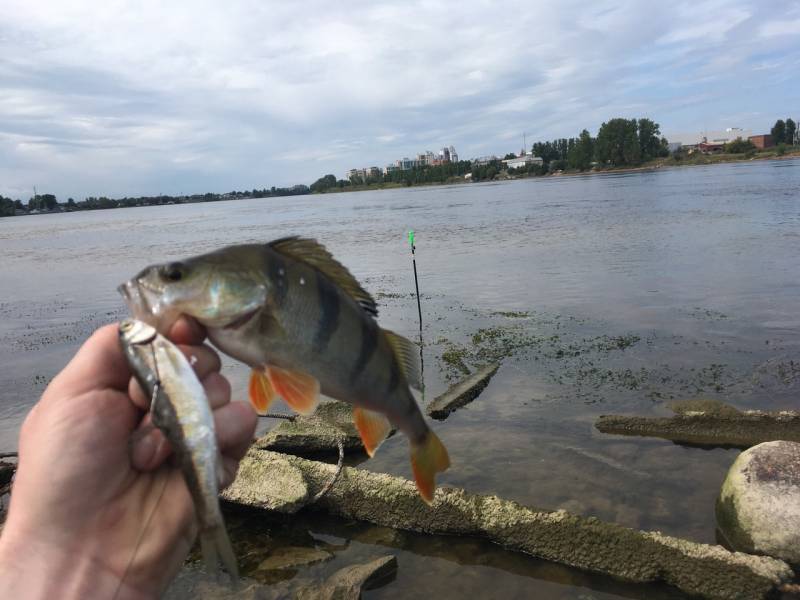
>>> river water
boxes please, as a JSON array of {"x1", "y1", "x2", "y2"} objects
[{"x1": 1, "y1": 159, "x2": 799, "y2": 598}]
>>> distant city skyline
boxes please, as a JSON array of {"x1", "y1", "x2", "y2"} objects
[{"x1": 1, "y1": 0, "x2": 799, "y2": 199}]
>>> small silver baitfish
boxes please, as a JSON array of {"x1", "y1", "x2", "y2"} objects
[
  {"x1": 119, "y1": 319, "x2": 238, "y2": 581},
  {"x1": 119, "y1": 237, "x2": 450, "y2": 503}
]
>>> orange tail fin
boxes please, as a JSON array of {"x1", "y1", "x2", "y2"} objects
[
  {"x1": 248, "y1": 369, "x2": 276, "y2": 415},
  {"x1": 410, "y1": 430, "x2": 450, "y2": 505},
  {"x1": 267, "y1": 366, "x2": 320, "y2": 415},
  {"x1": 353, "y1": 407, "x2": 392, "y2": 457}
]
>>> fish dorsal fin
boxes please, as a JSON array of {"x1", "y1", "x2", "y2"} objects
[
  {"x1": 269, "y1": 237, "x2": 378, "y2": 317},
  {"x1": 383, "y1": 329, "x2": 422, "y2": 390}
]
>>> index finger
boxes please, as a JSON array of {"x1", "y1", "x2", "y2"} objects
[{"x1": 167, "y1": 316, "x2": 207, "y2": 345}]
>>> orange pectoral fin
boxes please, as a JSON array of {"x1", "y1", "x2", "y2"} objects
[
  {"x1": 353, "y1": 407, "x2": 392, "y2": 457},
  {"x1": 249, "y1": 369, "x2": 276, "y2": 415},
  {"x1": 410, "y1": 430, "x2": 451, "y2": 505},
  {"x1": 267, "y1": 366, "x2": 320, "y2": 415}
]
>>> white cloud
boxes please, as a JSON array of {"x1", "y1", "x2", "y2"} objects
[{"x1": 0, "y1": 0, "x2": 798, "y2": 199}]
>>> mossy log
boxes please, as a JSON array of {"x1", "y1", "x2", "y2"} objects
[
  {"x1": 596, "y1": 401, "x2": 800, "y2": 447},
  {"x1": 223, "y1": 449, "x2": 794, "y2": 600}
]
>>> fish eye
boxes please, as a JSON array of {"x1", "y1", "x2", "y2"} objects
[{"x1": 161, "y1": 262, "x2": 186, "y2": 282}]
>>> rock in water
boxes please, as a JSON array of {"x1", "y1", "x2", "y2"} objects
[
  {"x1": 221, "y1": 450, "x2": 310, "y2": 513},
  {"x1": 717, "y1": 440, "x2": 800, "y2": 564},
  {"x1": 426, "y1": 363, "x2": 500, "y2": 420},
  {"x1": 255, "y1": 401, "x2": 377, "y2": 455},
  {"x1": 295, "y1": 555, "x2": 398, "y2": 600}
]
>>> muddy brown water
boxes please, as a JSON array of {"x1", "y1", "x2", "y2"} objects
[{"x1": 1, "y1": 159, "x2": 799, "y2": 598}]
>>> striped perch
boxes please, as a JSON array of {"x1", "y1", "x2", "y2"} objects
[{"x1": 119, "y1": 237, "x2": 450, "y2": 503}]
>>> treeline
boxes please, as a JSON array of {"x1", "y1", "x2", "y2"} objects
[
  {"x1": 0, "y1": 196, "x2": 24, "y2": 217},
  {"x1": 0, "y1": 185, "x2": 311, "y2": 217},
  {"x1": 532, "y1": 118, "x2": 669, "y2": 171}
]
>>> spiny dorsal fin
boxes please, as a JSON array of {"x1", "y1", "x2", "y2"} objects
[
  {"x1": 383, "y1": 329, "x2": 422, "y2": 390},
  {"x1": 269, "y1": 237, "x2": 378, "y2": 317}
]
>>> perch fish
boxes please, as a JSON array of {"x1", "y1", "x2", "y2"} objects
[{"x1": 119, "y1": 237, "x2": 449, "y2": 503}]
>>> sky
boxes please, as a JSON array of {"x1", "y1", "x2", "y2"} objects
[{"x1": 1, "y1": 0, "x2": 799, "y2": 200}]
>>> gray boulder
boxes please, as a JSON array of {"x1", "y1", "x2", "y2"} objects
[{"x1": 717, "y1": 440, "x2": 800, "y2": 564}]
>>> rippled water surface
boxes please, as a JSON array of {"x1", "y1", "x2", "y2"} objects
[{"x1": 2, "y1": 159, "x2": 799, "y2": 598}]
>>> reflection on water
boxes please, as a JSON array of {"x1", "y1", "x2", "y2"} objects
[{"x1": 1, "y1": 159, "x2": 799, "y2": 598}]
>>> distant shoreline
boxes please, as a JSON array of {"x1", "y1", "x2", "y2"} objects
[
  {"x1": 319, "y1": 148, "x2": 800, "y2": 193},
  {"x1": 3, "y1": 149, "x2": 798, "y2": 218}
]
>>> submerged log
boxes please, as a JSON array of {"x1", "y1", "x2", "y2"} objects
[
  {"x1": 223, "y1": 449, "x2": 794, "y2": 600},
  {"x1": 426, "y1": 363, "x2": 500, "y2": 420},
  {"x1": 595, "y1": 400, "x2": 800, "y2": 447}
]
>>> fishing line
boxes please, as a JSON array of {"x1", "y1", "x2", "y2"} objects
[
  {"x1": 113, "y1": 378, "x2": 169, "y2": 600},
  {"x1": 114, "y1": 347, "x2": 166, "y2": 600},
  {"x1": 408, "y1": 230, "x2": 425, "y2": 401},
  {"x1": 308, "y1": 436, "x2": 344, "y2": 504}
]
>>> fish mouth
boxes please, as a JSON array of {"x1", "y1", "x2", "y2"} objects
[
  {"x1": 118, "y1": 279, "x2": 177, "y2": 333},
  {"x1": 118, "y1": 280, "x2": 152, "y2": 320}
]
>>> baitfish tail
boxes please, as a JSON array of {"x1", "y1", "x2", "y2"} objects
[
  {"x1": 410, "y1": 430, "x2": 450, "y2": 505},
  {"x1": 200, "y1": 524, "x2": 239, "y2": 585}
]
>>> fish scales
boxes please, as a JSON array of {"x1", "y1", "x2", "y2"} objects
[
  {"x1": 263, "y1": 246, "x2": 425, "y2": 438},
  {"x1": 118, "y1": 319, "x2": 238, "y2": 581},
  {"x1": 119, "y1": 238, "x2": 450, "y2": 503}
]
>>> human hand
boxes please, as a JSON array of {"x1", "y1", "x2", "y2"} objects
[{"x1": 0, "y1": 318, "x2": 257, "y2": 599}]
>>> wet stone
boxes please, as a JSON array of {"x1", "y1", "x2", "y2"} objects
[
  {"x1": 426, "y1": 362, "x2": 500, "y2": 420},
  {"x1": 164, "y1": 566, "x2": 289, "y2": 600},
  {"x1": 295, "y1": 555, "x2": 398, "y2": 600},
  {"x1": 668, "y1": 398, "x2": 742, "y2": 417},
  {"x1": 716, "y1": 440, "x2": 800, "y2": 564},
  {"x1": 222, "y1": 450, "x2": 310, "y2": 513},
  {"x1": 256, "y1": 546, "x2": 333, "y2": 571},
  {"x1": 596, "y1": 407, "x2": 800, "y2": 448},
  {"x1": 255, "y1": 401, "x2": 374, "y2": 455}
]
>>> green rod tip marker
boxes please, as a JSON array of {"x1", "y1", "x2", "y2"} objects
[{"x1": 408, "y1": 230, "x2": 415, "y2": 247}]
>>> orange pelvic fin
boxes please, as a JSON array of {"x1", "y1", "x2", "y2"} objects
[
  {"x1": 353, "y1": 407, "x2": 392, "y2": 457},
  {"x1": 410, "y1": 430, "x2": 450, "y2": 505},
  {"x1": 267, "y1": 365, "x2": 320, "y2": 415},
  {"x1": 249, "y1": 369, "x2": 276, "y2": 415}
]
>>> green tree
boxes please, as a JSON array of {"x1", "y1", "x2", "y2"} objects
[
  {"x1": 771, "y1": 119, "x2": 786, "y2": 144},
  {"x1": 785, "y1": 118, "x2": 796, "y2": 146},
  {"x1": 0, "y1": 196, "x2": 15, "y2": 217},
  {"x1": 596, "y1": 118, "x2": 641, "y2": 167},
  {"x1": 40, "y1": 193, "x2": 57, "y2": 210},
  {"x1": 637, "y1": 118, "x2": 667, "y2": 161},
  {"x1": 310, "y1": 174, "x2": 338, "y2": 193},
  {"x1": 567, "y1": 129, "x2": 594, "y2": 170},
  {"x1": 503, "y1": 153, "x2": 516, "y2": 160}
]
